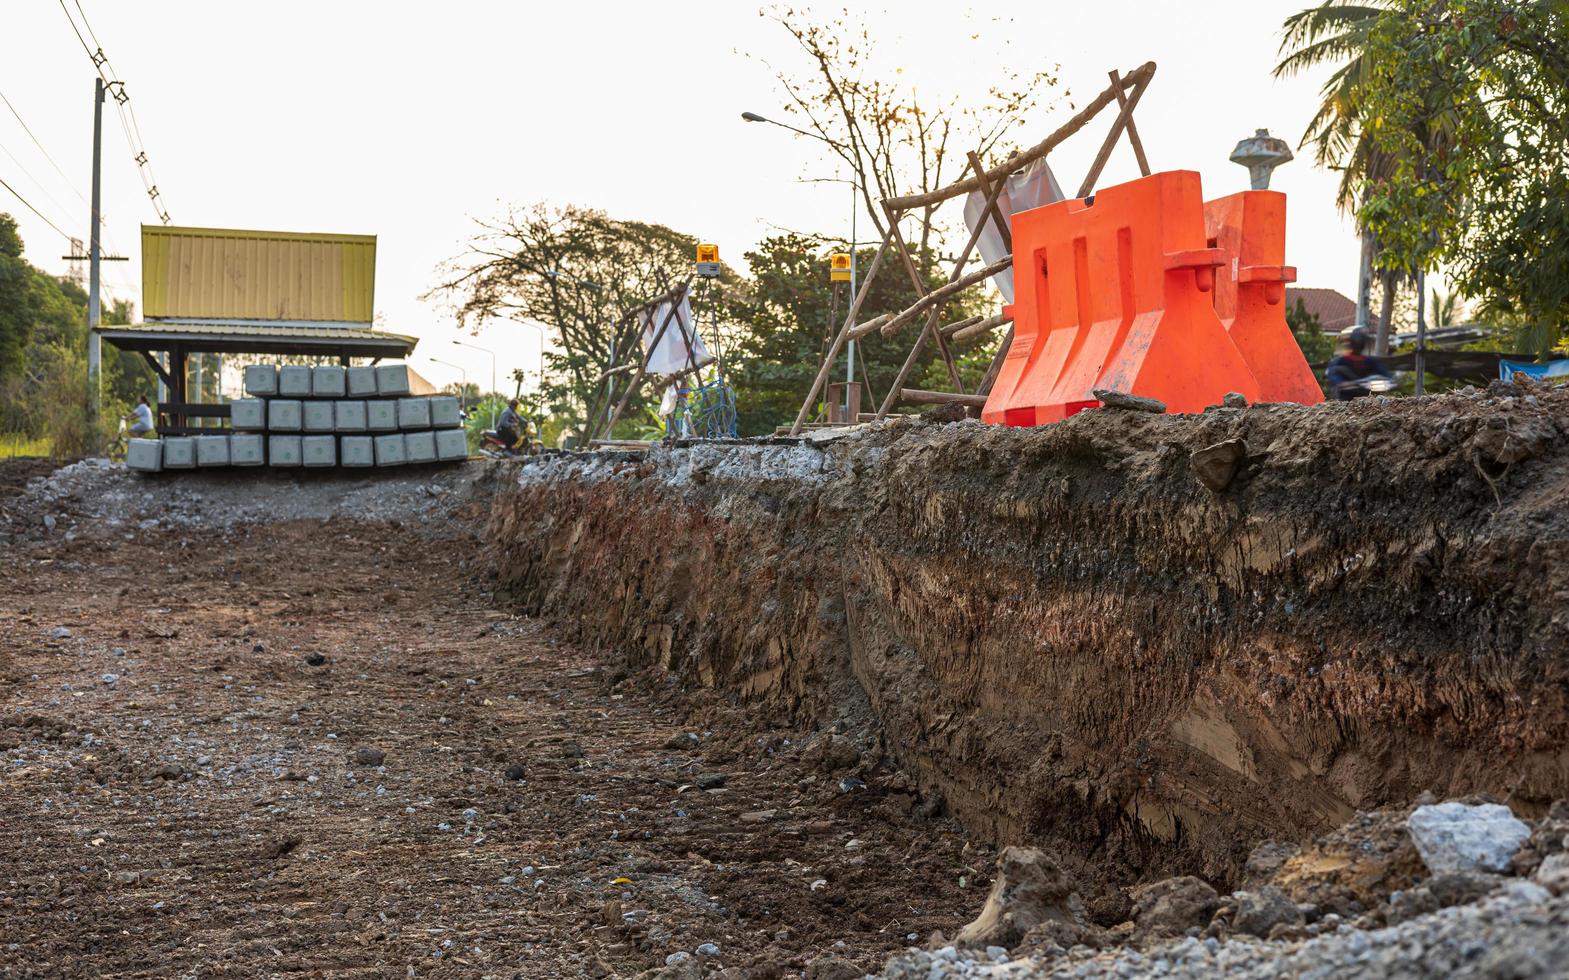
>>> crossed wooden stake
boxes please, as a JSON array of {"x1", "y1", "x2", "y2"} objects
[{"x1": 789, "y1": 62, "x2": 1157, "y2": 436}]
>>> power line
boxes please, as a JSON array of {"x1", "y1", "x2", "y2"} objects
[
  {"x1": 0, "y1": 174, "x2": 74, "y2": 243},
  {"x1": 56, "y1": 0, "x2": 171, "y2": 225},
  {"x1": 0, "y1": 138, "x2": 79, "y2": 230},
  {"x1": 0, "y1": 88, "x2": 86, "y2": 203}
]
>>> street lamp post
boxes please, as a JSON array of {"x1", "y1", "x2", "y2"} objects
[
  {"x1": 742, "y1": 111, "x2": 861, "y2": 420},
  {"x1": 430, "y1": 357, "x2": 467, "y2": 409},
  {"x1": 452, "y1": 339, "x2": 497, "y2": 430}
]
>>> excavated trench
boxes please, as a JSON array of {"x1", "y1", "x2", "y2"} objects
[{"x1": 489, "y1": 384, "x2": 1569, "y2": 917}]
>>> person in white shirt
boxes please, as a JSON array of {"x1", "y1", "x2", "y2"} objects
[{"x1": 126, "y1": 395, "x2": 155, "y2": 437}]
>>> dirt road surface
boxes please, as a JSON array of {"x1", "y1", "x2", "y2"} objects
[{"x1": 0, "y1": 463, "x2": 984, "y2": 978}]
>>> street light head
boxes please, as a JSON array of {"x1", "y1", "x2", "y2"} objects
[{"x1": 741, "y1": 111, "x2": 767, "y2": 123}]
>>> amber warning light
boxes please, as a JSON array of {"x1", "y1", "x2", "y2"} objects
[
  {"x1": 830, "y1": 253, "x2": 852, "y2": 282},
  {"x1": 695, "y1": 244, "x2": 721, "y2": 278}
]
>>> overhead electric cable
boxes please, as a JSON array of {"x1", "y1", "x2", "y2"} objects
[
  {"x1": 0, "y1": 87, "x2": 87, "y2": 203},
  {"x1": 56, "y1": 0, "x2": 171, "y2": 224},
  {"x1": 0, "y1": 174, "x2": 74, "y2": 242}
]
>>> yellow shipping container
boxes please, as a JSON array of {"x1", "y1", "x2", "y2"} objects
[{"x1": 142, "y1": 225, "x2": 375, "y2": 323}]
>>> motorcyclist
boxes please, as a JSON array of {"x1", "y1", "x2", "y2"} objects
[
  {"x1": 496, "y1": 398, "x2": 524, "y2": 452},
  {"x1": 1325, "y1": 327, "x2": 1394, "y2": 401}
]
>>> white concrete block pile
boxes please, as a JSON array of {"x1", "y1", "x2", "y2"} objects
[{"x1": 126, "y1": 362, "x2": 469, "y2": 473}]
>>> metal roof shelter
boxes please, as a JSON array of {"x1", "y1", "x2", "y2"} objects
[{"x1": 98, "y1": 224, "x2": 412, "y2": 434}]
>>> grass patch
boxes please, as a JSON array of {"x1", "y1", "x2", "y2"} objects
[{"x1": 0, "y1": 433, "x2": 53, "y2": 459}]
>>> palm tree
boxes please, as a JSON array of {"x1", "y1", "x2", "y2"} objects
[{"x1": 1274, "y1": 2, "x2": 1403, "y2": 352}]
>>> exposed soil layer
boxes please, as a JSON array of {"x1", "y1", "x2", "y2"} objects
[
  {"x1": 0, "y1": 473, "x2": 986, "y2": 977},
  {"x1": 489, "y1": 383, "x2": 1569, "y2": 917}
]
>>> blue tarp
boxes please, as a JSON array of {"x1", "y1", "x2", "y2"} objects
[{"x1": 1499, "y1": 359, "x2": 1569, "y2": 381}]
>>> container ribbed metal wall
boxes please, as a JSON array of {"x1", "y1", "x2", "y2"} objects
[{"x1": 142, "y1": 225, "x2": 376, "y2": 323}]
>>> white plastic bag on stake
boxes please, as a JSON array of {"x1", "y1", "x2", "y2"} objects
[
  {"x1": 639, "y1": 295, "x2": 714, "y2": 376},
  {"x1": 963, "y1": 157, "x2": 1065, "y2": 302}
]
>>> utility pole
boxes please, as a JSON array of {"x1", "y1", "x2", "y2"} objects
[
  {"x1": 86, "y1": 76, "x2": 104, "y2": 425},
  {"x1": 845, "y1": 179, "x2": 857, "y2": 420}
]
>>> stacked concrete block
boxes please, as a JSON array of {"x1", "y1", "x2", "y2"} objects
[
  {"x1": 429, "y1": 395, "x2": 461, "y2": 428},
  {"x1": 435, "y1": 428, "x2": 468, "y2": 461},
  {"x1": 162, "y1": 437, "x2": 196, "y2": 469},
  {"x1": 341, "y1": 435, "x2": 375, "y2": 467},
  {"x1": 278, "y1": 365, "x2": 313, "y2": 396},
  {"x1": 195, "y1": 435, "x2": 231, "y2": 467},
  {"x1": 269, "y1": 435, "x2": 303, "y2": 467},
  {"x1": 404, "y1": 430, "x2": 437, "y2": 464},
  {"x1": 268, "y1": 399, "x2": 303, "y2": 431},
  {"x1": 335, "y1": 400, "x2": 367, "y2": 431},
  {"x1": 131, "y1": 361, "x2": 470, "y2": 477},
  {"x1": 374, "y1": 433, "x2": 406, "y2": 466},
  {"x1": 347, "y1": 365, "x2": 378, "y2": 396},
  {"x1": 375, "y1": 364, "x2": 410, "y2": 395},
  {"x1": 303, "y1": 401, "x2": 336, "y2": 432},
  {"x1": 367, "y1": 400, "x2": 398, "y2": 431},
  {"x1": 244, "y1": 364, "x2": 278, "y2": 396},
  {"x1": 127, "y1": 438, "x2": 163, "y2": 472},
  {"x1": 231, "y1": 398, "x2": 266, "y2": 430},
  {"x1": 230, "y1": 433, "x2": 265, "y2": 466},
  {"x1": 397, "y1": 396, "x2": 432, "y2": 430},
  {"x1": 302, "y1": 435, "x2": 337, "y2": 468},
  {"x1": 312, "y1": 365, "x2": 347, "y2": 397}
]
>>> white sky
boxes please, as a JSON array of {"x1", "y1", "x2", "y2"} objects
[{"x1": 3, "y1": 0, "x2": 1358, "y2": 392}]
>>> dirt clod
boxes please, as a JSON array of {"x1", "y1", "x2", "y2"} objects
[{"x1": 955, "y1": 847, "x2": 1086, "y2": 949}]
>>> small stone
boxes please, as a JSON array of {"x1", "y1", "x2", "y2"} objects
[
  {"x1": 302, "y1": 652, "x2": 326, "y2": 667},
  {"x1": 1407, "y1": 802, "x2": 1531, "y2": 874},
  {"x1": 838, "y1": 776, "x2": 866, "y2": 793},
  {"x1": 740, "y1": 809, "x2": 776, "y2": 824},
  {"x1": 665, "y1": 951, "x2": 692, "y2": 966},
  {"x1": 101, "y1": 673, "x2": 120, "y2": 686},
  {"x1": 1092, "y1": 388, "x2": 1166, "y2": 413},
  {"x1": 561, "y1": 741, "x2": 585, "y2": 760},
  {"x1": 50, "y1": 626, "x2": 71, "y2": 639},
  {"x1": 1222, "y1": 391, "x2": 1248, "y2": 408},
  {"x1": 695, "y1": 942, "x2": 721, "y2": 957},
  {"x1": 1534, "y1": 853, "x2": 1569, "y2": 895},
  {"x1": 1190, "y1": 439, "x2": 1247, "y2": 493},
  {"x1": 663, "y1": 732, "x2": 700, "y2": 750},
  {"x1": 351, "y1": 747, "x2": 386, "y2": 767},
  {"x1": 504, "y1": 763, "x2": 526, "y2": 781},
  {"x1": 694, "y1": 772, "x2": 727, "y2": 790}
]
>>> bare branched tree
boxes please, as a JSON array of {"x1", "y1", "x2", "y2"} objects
[{"x1": 756, "y1": 7, "x2": 1068, "y2": 277}]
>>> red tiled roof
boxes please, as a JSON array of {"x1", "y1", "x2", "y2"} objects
[{"x1": 1285, "y1": 287, "x2": 1380, "y2": 334}]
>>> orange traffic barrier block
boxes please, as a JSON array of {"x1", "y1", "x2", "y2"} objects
[
  {"x1": 1203, "y1": 191, "x2": 1323, "y2": 405},
  {"x1": 982, "y1": 170, "x2": 1263, "y2": 427}
]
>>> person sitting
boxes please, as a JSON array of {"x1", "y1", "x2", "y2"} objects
[
  {"x1": 126, "y1": 395, "x2": 156, "y2": 437},
  {"x1": 1325, "y1": 327, "x2": 1393, "y2": 400},
  {"x1": 496, "y1": 398, "x2": 524, "y2": 451}
]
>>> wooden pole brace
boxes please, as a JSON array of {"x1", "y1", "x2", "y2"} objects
[
  {"x1": 952, "y1": 313, "x2": 1012, "y2": 343},
  {"x1": 1075, "y1": 70, "x2": 1153, "y2": 198}
]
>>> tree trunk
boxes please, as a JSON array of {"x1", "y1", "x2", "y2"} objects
[{"x1": 1375, "y1": 270, "x2": 1398, "y2": 356}]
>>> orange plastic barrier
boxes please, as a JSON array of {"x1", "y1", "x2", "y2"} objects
[
  {"x1": 982, "y1": 170, "x2": 1263, "y2": 427},
  {"x1": 1203, "y1": 191, "x2": 1323, "y2": 405}
]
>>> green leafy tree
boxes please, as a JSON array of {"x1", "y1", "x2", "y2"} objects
[
  {"x1": 1355, "y1": 0, "x2": 1568, "y2": 352},
  {"x1": 0, "y1": 215, "x2": 40, "y2": 378},
  {"x1": 428, "y1": 204, "x2": 735, "y2": 436},
  {"x1": 722, "y1": 233, "x2": 992, "y2": 434},
  {"x1": 1275, "y1": 1, "x2": 1417, "y2": 354}
]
